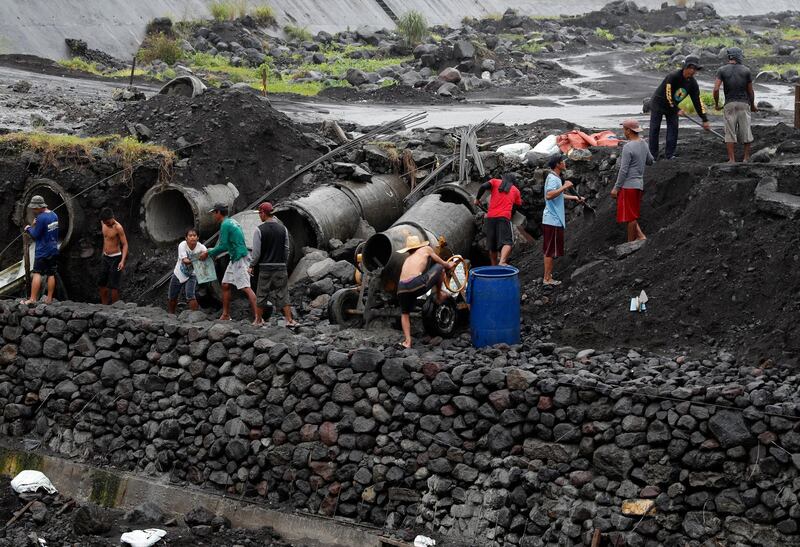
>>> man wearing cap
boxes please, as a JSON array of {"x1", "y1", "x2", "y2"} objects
[
  {"x1": 474, "y1": 172, "x2": 523, "y2": 266},
  {"x1": 542, "y1": 154, "x2": 585, "y2": 286},
  {"x1": 649, "y1": 55, "x2": 710, "y2": 160},
  {"x1": 22, "y1": 195, "x2": 59, "y2": 304},
  {"x1": 199, "y1": 204, "x2": 258, "y2": 322},
  {"x1": 249, "y1": 202, "x2": 297, "y2": 327},
  {"x1": 396, "y1": 235, "x2": 455, "y2": 349},
  {"x1": 612, "y1": 119, "x2": 654, "y2": 242},
  {"x1": 714, "y1": 47, "x2": 757, "y2": 163}
]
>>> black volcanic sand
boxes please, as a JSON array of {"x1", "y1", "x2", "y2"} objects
[
  {"x1": 0, "y1": 477, "x2": 296, "y2": 547},
  {"x1": 513, "y1": 123, "x2": 800, "y2": 362}
]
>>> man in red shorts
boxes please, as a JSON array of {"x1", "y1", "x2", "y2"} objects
[
  {"x1": 474, "y1": 172, "x2": 522, "y2": 265},
  {"x1": 611, "y1": 119, "x2": 653, "y2": 242},
  {"x1": 542, "y1": 154, "x2": 584, "y2": 286}
]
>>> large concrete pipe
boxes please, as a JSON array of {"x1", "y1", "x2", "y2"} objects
[
  {"x1": 17, "y1": 178, "x2": 83, "y2": 248},
  {"x1": 362, "y1": 192, "x2": 475, "y2": 292},
  {"x1": 335, "y1": 175, "x2": 410, "y2": 231},
  {"x1": 274, "y1": 175, "x2": 409, "y2": 253},
  {"x1": 141, "y1": 183, "x2": 239, "y2": 244},
  {"x1": 231, "y1": 210, "x2": 295, "y2": 266},
  {"x1": 158, "y1": 75, "x2": 207, "y2": 98}
]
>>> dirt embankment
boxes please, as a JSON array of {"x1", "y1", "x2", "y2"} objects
[{"x1": 513, "y1": 123, "x2": 800, "y2": 362}]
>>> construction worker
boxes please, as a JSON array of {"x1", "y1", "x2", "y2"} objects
[
  {"x1": 98, "y1": 208, "x2": 128, "y2": 304},
  {"x1": 542, "y1": 154, "x2": 585, "y2": 286},
  {"x1": 199, "y1": 204, "x2": 258, "y2": 322},
  {"x1": 249, "y1": 202, "x2": 297, "y2": 327},
  {"x1": 649, "y1": 55, "x2": 710, "y2": 160},
  {"x1": 396, "y1": 235, "x2": 455, "y2": 349},
  {"x1": 474, "y1": 172, "x2": 522, "y2": 266},
  {"x1": 612, "y1": 119, "x2": 653, "y2": 242},
  {"x1": 21, "y1": 195, "x2": 59, "y2": 304},
  {"x1": 714, "y1": 47, "x2": 757, "y2": 163}
]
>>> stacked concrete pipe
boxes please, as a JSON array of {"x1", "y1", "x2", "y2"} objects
[
  {"x1": 141, "y1": 183, "x2": 239, "y2": 244},
  {"x1": 362, "y1": 183, "x2": 477, "y2": 292},
  {"x1": 274, "y1": 175, "x2": 409, "y2": 265}
]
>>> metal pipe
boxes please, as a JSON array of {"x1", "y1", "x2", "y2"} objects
[
  {"x1": 362, "y1": 193, "x2": 475, "y2": 293},
  {"x1": 141, "y1": 183, "x2": 239, "y2": 244}
]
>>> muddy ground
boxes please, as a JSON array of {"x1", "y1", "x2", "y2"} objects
[{"x1": 0, "y1": 476, "x2": 296, "y2": 546}]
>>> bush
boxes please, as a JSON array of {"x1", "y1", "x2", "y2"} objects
[
  {"x1": 210, "y1": 1, "x2": 234, "y2": 21},
  {"x1": 138, "y1": 33, "x2": 183, "y2": 64},
  {"x1": 594, "y1": 28, "x2": 615, "y2": 41},
  {"x1": 284, "y1": 24, "x2": 312, "y2": 42},
  {"x1": 397, "y1": 10, "x2": 428, "y2": 46},
  {"x1": 251, "y1": 4, "x2": 276, "y2": 26}
]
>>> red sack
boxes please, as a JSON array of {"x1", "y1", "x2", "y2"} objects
[{"x1": 592, "y1": 130, "x2": 622, "y2": 147}]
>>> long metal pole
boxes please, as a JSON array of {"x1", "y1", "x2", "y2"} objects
[{"x1": 795, "y1": 84, "x2": 800, "y2": 130}]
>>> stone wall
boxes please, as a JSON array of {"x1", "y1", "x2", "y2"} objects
[{"x1": 1, "y1": 301, "x2": 800, "y2": 546}]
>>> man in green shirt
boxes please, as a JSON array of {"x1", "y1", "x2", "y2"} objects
[{"x1": 199, "y1": 204, "x2": 258, "y2": 322}]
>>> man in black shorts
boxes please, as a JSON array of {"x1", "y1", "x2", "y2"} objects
[
  {"x1": 474, "y1": 172, "x2": 522, "y2": 265},
  {"x1": 396, "y1": 235, "x2": 454, "y2": 348},
  {"x1": 98, "y1": 208, "x2": 128, "y2": 304}
]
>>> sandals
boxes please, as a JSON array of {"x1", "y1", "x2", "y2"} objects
[{"x1": 543, "y1": 279, "x2": 562, "y2": 286}]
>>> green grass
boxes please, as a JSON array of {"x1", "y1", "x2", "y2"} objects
[
  {"x1": 644, "y1": 43, "x2": 674, "y2": 53},
  {"x1": 296, "y1": 54, "x2": 412, "y2": 78},
  {"x1": 728, "y1": 25, "x2": 748, "y2": 38},
  {"x1": 761, "y1": 63, "x2": 800, "y2": 76},
  {"x1": 397, "y1": 10, "x2": 428, "y2": 46},
  {"x1": 780, "y1": 27, "x2": 800, "y2": 41},
  {"x1": 58, "y1": 58, "x2": 102, "y2": 75},
  {"x1": 210, "y1": 1, "x2": 233, "y2": 21},
  {"x1": 137, "y1": 33, "x2": 183, "y2": 64},
  {"x1": 594, "y1": 28, "x2": 615, "y2": 41},
  {"x1": 678, "y1": 91, "x2": 719, "y2": 116},
  {"x1": 519, "y1": 42, "x2": 544, "y2": 54},
  {"x1": 188, "y1": 52, "x2": 259, "y2": 83},
  {"x1": 284, "y1": 24, "x2": 312, "y2": 42},
  {"x1": 252, "y1": 5, "x2": 276, "y2": 26},
  {"x1": 498, "y1": 33, "x2": 524, "y2": 42},
  {"x1": 0, "y1": 133, "x2": 175, "y2": 181}
]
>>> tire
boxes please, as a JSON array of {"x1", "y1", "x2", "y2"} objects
[
  {"x1": 328, "y1": 288, "x2": 362, "y2": 327},
  {"x1": 422, "y1": 295, "x2": 458, "y2": 338}
]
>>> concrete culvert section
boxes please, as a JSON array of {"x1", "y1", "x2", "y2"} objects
[
  {"x1": 363, "y1": 193, "x2": 475, "y2": 291},
  {"x1": 142, "y1": 183, "x2": 239, "y2": 244},
  {"x1": 275, "y1": 185, "x2": 362, "y2": 252},
  {"x1": 19, "y1": 179, "x2": 81, "y2": 248},
  {"x1": 158, "y1": 75, "x2": 207, "y2": 98}
]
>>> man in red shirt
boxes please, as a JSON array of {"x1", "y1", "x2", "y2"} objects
[{"x1": 474, "y1": 172, "x2": 522, "y2": 266}]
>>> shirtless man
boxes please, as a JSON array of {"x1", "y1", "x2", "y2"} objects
[
  {"x1": 98, "y1": 208, "x2": 128, "y2": 304},
  {"x1": 395, "y1": 235, "x2": 455, "y2": 349}
]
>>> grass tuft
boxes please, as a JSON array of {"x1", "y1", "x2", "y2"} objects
[
  {"x1": 58, "y1": 58, "x2": 102, "y2": 75},
  {"x1": 761, "y1": 62, "x2": 800, "y2": 76},
  {"x1": 251, "y1": 4, "x2": 276, "y2": 26},
  {"x1": 284, "y1": 24, "x2": 312, "y2": 42},
  {"x1": 397, "y1": 10, "x2": 428, "y2": 46},
  {"x1": 137, "y1": 33, "x2": 183, "y2": 64},
  {"x1": 0, "y1": 133, "x2": 175, "y2": 183},
  {"x1": 594, "y1": 28, "x2": 615, "y2": 41}
]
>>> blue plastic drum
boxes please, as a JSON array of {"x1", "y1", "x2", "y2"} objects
[{"x1": 466, "y1": 265, "x2": 521, "y2": 348}]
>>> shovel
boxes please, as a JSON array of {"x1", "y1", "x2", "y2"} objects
[
  {"x1": 680, "y1": 112, "x2": 725, "y2": 141},
  {"x1": 568, "y1": 188, "x2": 596, "y2": 219}
]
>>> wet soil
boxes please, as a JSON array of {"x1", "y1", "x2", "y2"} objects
[
  {"x1": 513, "y1": 123, "x2": 800, "y2": 362},
  {"x1": 0, "y1": 476, "x2": 296, "y2": 546}
]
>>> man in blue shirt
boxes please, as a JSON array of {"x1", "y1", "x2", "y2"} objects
[
  {"x1": 542, "y1": 154, "x2": 584, "y2": 286},
  {"x1": 22, "y1": 195, "x2": 59, "y2": 304}
]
